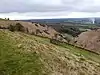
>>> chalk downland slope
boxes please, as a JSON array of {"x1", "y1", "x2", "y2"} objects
[
  {"x1": 0, "y1": 20, "x2": 59, "y2": 39},
  {"x1": 75, "y1": 29, "x2": 100, "y2": 54},
  {"x1": 0, "y1": 29, "x2": 100, "y2": 75}
]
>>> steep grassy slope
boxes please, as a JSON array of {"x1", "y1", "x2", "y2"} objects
[
  {"x1": 0, "y1": 30, "x2": 43, "y2": 75},
  {"x1": 55, "y1": 42, "x2": 100, "y2": 63},
  {"x1": 0, "y1": 29, "x2": 100, "y2": 75}
]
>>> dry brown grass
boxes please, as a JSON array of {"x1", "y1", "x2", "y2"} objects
[
  {"x1": 75, "y1": 29, "x2": 100, "y2": 54},
  {"x1": 0, "y1": 20, "x2": 58, "y2": 38}
]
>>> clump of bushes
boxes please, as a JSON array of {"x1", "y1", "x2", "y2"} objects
[
  {"x1": 35, "y1": 24, "x2": 38, "y2": 27},
  {"x1": 36, "y1": 29, "x2": 42, "y2": 34},
  {"x1": 5, "y1": 18, "x2": 10, "y2": 20},
  {"x1": 44, "y1": 30, "x2": 50, "y2": 34},
  {"x1": 50, "y1": 39, "x2": 59, "y2": 45},
  {"x1": 60, "y1": 27, "x2": 82, "y2": 37},
  {"x1": 9, "y1": 25, "x2": 15, "y2": 32},
  {"x1": 40, "y1": 24, "x2": 46, "y2": 27},
  {"x1": 8, "y1": 23, "x2": 25, "y2": 32}
]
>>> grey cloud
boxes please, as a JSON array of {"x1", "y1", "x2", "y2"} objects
[
  {"x1": 0, "y1": 0, "x2": 100, "y2": 13},
  {"x1": 0, "y1": 0, "x2": 75, "y2": 12},
  {"x1": 79, "y1": 6, "x2": 100, "y2": 12}
]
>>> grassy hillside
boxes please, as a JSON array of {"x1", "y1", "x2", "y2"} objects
[
  {"x1": 0, "y1": 29, "x2": 100, "y2": 75},
  {"x1": 0, "y1": 20, "x2": 59, "y2": 39},
  {"x1": 0, "y1": 30, "x2": 43, "y2": 75},
  {"x1": 74, "y1": 30, "x2": 100, "y2": 54}
]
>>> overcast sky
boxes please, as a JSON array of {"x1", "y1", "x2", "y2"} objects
[{"x1": 0, "y1": 0, "x2": 100, "y2": 20}]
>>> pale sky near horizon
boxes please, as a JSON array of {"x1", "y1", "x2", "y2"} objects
[{"x1": 0, "y1": 0, "x2": 100, "y2": 20}]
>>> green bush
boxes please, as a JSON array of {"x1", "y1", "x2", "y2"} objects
[
  {"x1": 36, "y1": 29, "x2": 42, "y2": 34},
  {"x1": 15, "y1": 23, "x2": 24, "y2": 31},
  {"x1": 9, "y1": 23, "x2": 24, "y2": 32},
  {"x1": 8, "y1": 25, "x2": 15, "y2": 32},
  {"x1": 60, "y1": 27, "x2": 82, "y2": 37}
]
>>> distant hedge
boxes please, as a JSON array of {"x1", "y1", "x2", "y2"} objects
[{"x1": 60, "y1": 27, "x2": 82, "y2": 37}]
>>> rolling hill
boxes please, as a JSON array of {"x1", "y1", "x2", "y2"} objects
[
  {"x1": 74, "y1": 29, "x2": 100, "y2": 54},
  {"x1": 0, "y1": 20, "x2": 60, "y2": 39},
  {"x1": 0, "y1": 19, "x2": 100, "y2": 75},
  {"x1": 0, "y1": 29, "x2": 100, "y2": 75}
]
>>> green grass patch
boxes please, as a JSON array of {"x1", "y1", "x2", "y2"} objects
[
  {"x1": 0, "y1": 30, "x2": 43, "y2": 75},
  {"x1": 64, "y1": 44, "x2": 100, "y2": 63},
  {"x1": 51, "y1": 41, "x2": 100, "y2": 63}
]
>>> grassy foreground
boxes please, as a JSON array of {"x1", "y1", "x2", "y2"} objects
[
  {"x1": 0, "y1": 30, "x2": 43, "y2": 75},
  {"x1": 0, "y1": 29, "x2": 100, "y2": 75}
]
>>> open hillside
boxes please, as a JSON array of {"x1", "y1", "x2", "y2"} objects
[
  {"x1": 0, "y1": 20, "x2": 60, "y2": 39},
  {"x1": 74, "y1": 29, "x2": 100, "y2": 54},
  {"x1": 0, "y1": 29, "x2": 100, "y2": 75}
]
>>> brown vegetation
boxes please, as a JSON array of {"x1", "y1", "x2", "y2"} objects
[
  {"x1": 0, "y1": 20, "x2": 60, "y2": 39},
  {"x1": 74, "y1": 29, "x2": 100, "y2": 54}
]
